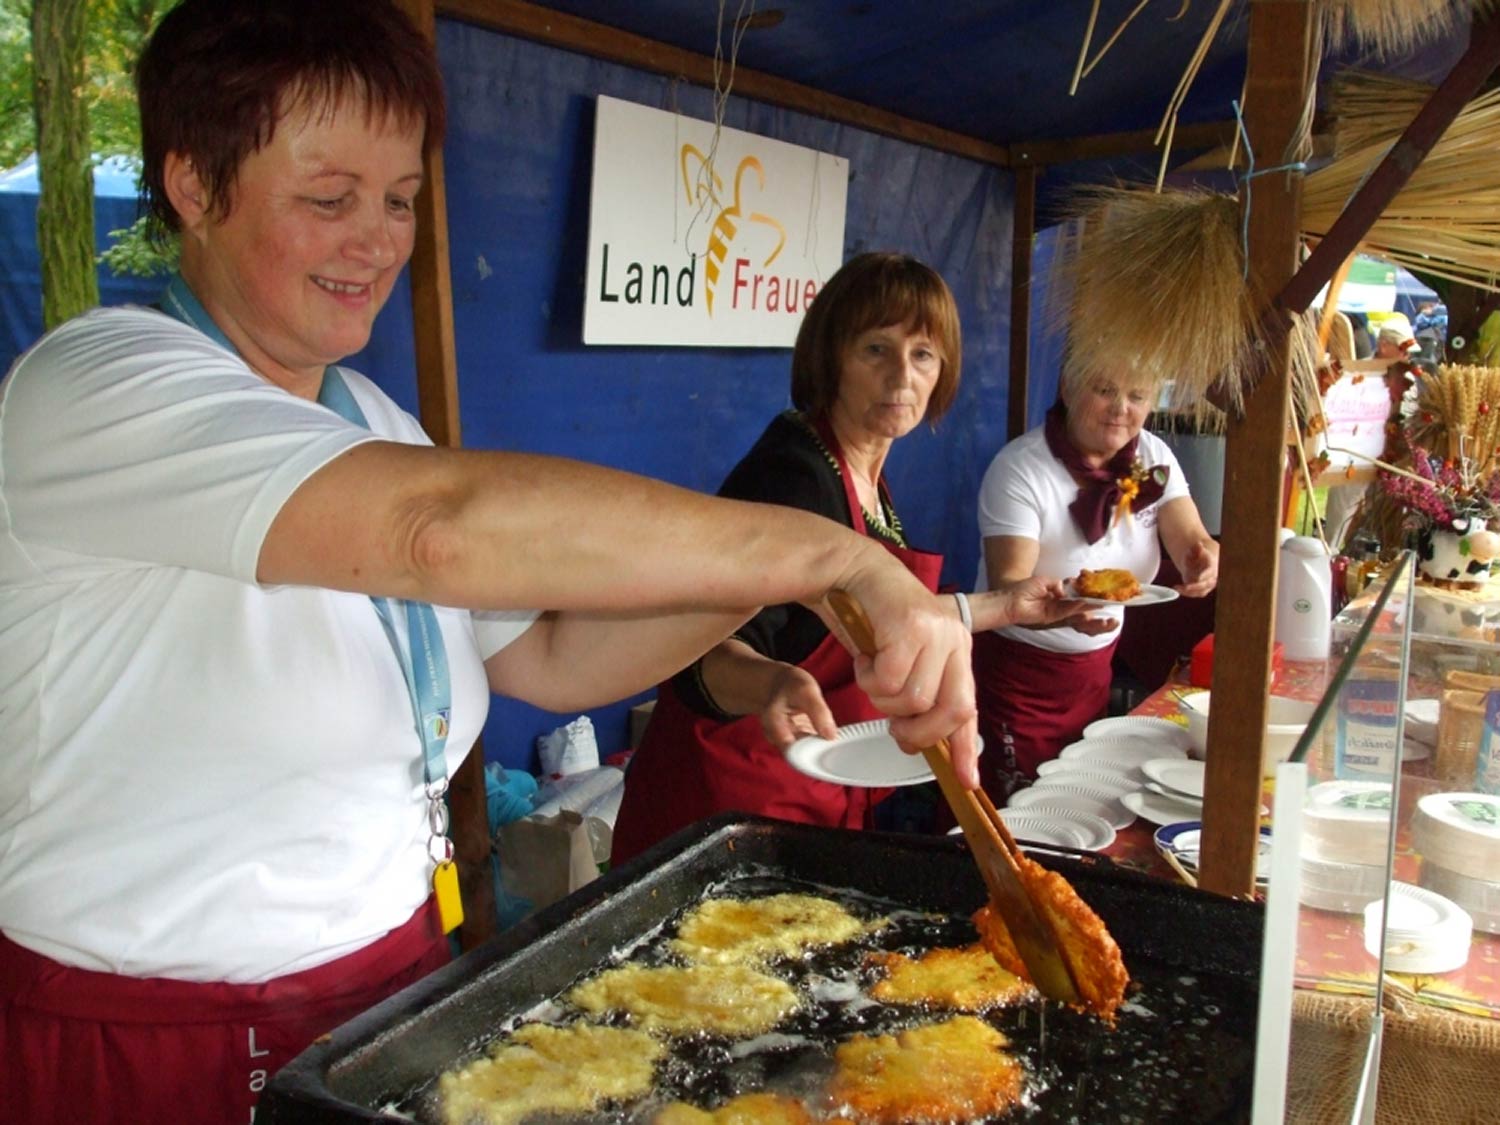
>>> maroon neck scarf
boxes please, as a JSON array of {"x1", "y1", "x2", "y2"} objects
[{"x1": 1043, "y1": 402, "x2": 1168, "y2": 544}]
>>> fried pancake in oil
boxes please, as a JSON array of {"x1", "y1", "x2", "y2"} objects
[
  {"x1": 653, "y1": 1091, "x2": 817, "y2": 1124},
  {"x1": 436, "y1": 1022, "x2": 664, "y2": 1125},
  {"x1": 866, "y1": 943, "x2": 1036, "y2": 1010},
  {"x1": 828, "y1": 1015, "x2": 1024, "y2": 1123},
  {"x1": 972, "y1": 852, "x2": 1129, "y2": 1021},
  {"x1": 669, "y1": 892, "x2": 872, "y2": 965},
  {"x1": 566, "y1": 962, "x2": 800, "y2": 1037},
  {"x1": 1074, "y1": 567, "x2": 1141, "y2": 601}
]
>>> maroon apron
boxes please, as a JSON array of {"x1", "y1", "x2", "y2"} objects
[
  {"x1": 611, "y1": 430, "x2": 943, "y2": 865},
  {"x1": 0, "y1": 899, "x2": 450, "y2": 1125},
  {"x1": 973, "y1": 629, "x2": 1115, "y2": 799}
]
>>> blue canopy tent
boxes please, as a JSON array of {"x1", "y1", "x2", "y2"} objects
[{"x1": 0, "y1": 154, "x2": 162, "y2": 373}]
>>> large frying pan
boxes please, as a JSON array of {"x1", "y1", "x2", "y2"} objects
[{"x1": 259, "y1": 814, "x2": 1264, "y2": 1123}]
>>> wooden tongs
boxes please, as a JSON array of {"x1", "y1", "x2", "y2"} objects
[{"x1": 827, "y1": 590, "x2": 1081, "y2": 1005}]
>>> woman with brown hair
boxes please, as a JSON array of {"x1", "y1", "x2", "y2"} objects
[
  {"x1": 612, "y1": 253, "x2": 1077, "y2": 862},
  {"x1": 0, "y1": 10, "x2": 982, "y2": 1122}
]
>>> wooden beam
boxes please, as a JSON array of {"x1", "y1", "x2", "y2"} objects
[
  {"x1": 393, "y1": 0, "x2": 497, "y2": 951},
  {"x1": 1198, "y1": 0, "x2": 1315, "y2": 898},
  {"x1": 436, "y1": 0, "x2": 1010, "y2": 167},
  {"x1": 1008, "y1": 165, "x2": 1037, "y2": 441},
  {"x1": 1011, "y1": 119, "x2": 1236, "y2": 166}
]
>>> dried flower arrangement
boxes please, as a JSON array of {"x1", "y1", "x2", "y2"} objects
[{"x1": 1376, "y1": 365, "x2": 1500, "y2": 531}]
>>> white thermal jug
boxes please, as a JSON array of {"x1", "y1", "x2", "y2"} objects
[{"x1": 1276, "y1": 535, "x2": 1333, "y2": 661}]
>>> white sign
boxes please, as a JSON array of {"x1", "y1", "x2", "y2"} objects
[
  {"x1": 1320, "y1": 370, "x2": 1393, "y2": 469},
  {"x1": 583, "y1": 95, "x2": 848, "y2": 347}
]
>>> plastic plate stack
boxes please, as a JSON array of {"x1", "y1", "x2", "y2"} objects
[
  {"x1": 1412, "y1": 791, "x2": 1500, "y2": 934},
  {"x1": 1300, "y1": 781, "x2": 1394, "y2": 914},
  {"x1": 1364, "y1": 882, "x2": 1473, "y2": 974}
]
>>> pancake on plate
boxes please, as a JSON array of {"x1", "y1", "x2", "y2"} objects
[
  {"x1": 566, "y1": 962, "x2": 800, "y2": 1037},
  {"x1": 827, "y1": 1014, "x2": 1025, "y2": 1123},
  {"x1": 866, "y1": 943, "x2": 1036, "y2": 1010},
  {"x1": 972, "y1": 853, "x2": 1129, "y2": 1021},
  {"x1": 436, "y1": 1022, "x2": 664, "y2": 1125},
  {"x1": 653, "y1": 1091, "x2": 817, "y2": 1124},
  {"x1": 1073, "y1": 568, "x2": 1141, "y2": 602},
  {"x1": 669, "y1": 892, "x2": 874, "y2": 965}
]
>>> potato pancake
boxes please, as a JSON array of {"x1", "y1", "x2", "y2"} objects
[
  {"x1": 567, "y1": 962, "x2": 800, "y2": 1036},
  {"x1": 653, "y1": 1091, "x2": 817, "y2": 1124},
  {"x1": 867, "y1": 943, "x2": 1036, "y2": 1010},
  {"x1": 828, "y1": 1015, "x2": 1025, "y2": 1123},
  {"x1": 669, "y1": 892, "x2": 872, "y2": 965},
  {"x1": 1074, "y1": 567, "x2": 1141, "y2": 601},
  {"x1": 972, "y1": 852, "x2": 1129, "y2": 1021},
  {"x1": 436, "y1": 1022, "x2": 663, "y2": 1125}
]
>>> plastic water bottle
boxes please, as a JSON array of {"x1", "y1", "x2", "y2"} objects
[{"x1": 1276, "y1": 535, "x2": 1333, "y2": 661}]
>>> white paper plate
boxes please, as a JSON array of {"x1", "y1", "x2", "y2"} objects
[
  {"x1": 1121, "y1": 787, "x2": 1207, "y2": 828},
  {"x1": 1082, "y1": 716, "x2": 1196, "y2": 751},
  {"x1": 1036, "y1": 755, "x2": 1136, "y2": 780},
  {"x1": 1060, "y1": 737, "x2": 1189, "y2": 771},
  {"x1": 998, "y1": 808, "x2": 1117, "y2": 851},
  {"x1": 1031, "y1": 766, "x2": 1139, "y2": 795},
  {"x1": 783, "y1": 719, "x2": 934, "y2": 786},
  {"x1": 1155, "y1": 820, "x2": 1273, "y2": 885},
  {"x1": 1065, "y1": 582, "x2": 1180, "y2": 608},
  {"x1": 1007, "y1": 783, "x2": 1135, "y2": 829},
  {"x1": 1141, "y1": 758, "x2": 1207, "y2": 802}
]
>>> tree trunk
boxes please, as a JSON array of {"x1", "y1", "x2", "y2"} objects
[{"x1": 31, "y1": 0, "x2": 97, "y2": 329}]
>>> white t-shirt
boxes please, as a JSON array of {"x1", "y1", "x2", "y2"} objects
[
  {"x1": 0, "y1": 307, "x2": 539, "y2": 983},
  {"x1": 973, "y1": 425, "x2": 1190, "y2": 654}
]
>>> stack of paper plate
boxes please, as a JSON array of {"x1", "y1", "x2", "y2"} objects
[
  {"x1": 1419, "y1": 862, "x2": 1500, "y2": 935},
  {"x1": 1364, "y1": 882, "x2": 1473, "y2": 974},
  {"x1": 1411, "y1": 791, "x2": 1500, "y2": 881},
  {"x1": 1081, "y1": 715, "x2": 1196, "y2": 752},
  {"x1": 1300, "y1": 855, "x2": 1389, "y2": 915},
  {"x1": 1412, "y1": 791, "x2": 1500, "y2": 934},
  {"x1": 1006, "y1": 783, "x2": 1133, "y2": 830},
  {"x1": 1057, "y1": 736, "x2": 1189, "y2": 776},
  {"x1": 1302, "y1": 780, "x2": 1394, "y2": 866},
  {"x1": 1140, "y1": 759, "x2": 1207, "y2": 802},
  {"x1": 995, "y1": 807, "x2": 1117, "y2": 851}
]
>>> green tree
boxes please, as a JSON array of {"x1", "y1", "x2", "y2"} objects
[
  {"x1": 32, "y1": 0, "x2": 95, "y2": 326},
  {"x1": 6, "y1": 0, "x2": 180, "y2": 319}
]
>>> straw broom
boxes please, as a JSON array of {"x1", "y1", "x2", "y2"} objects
[{"x1": 1048, "y1": 185, "x2": 1324, "y2": 431}]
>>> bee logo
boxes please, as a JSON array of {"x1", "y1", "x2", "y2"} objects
[{"x1": 680, "y1": 145, "x2": 787, "y2": 315}]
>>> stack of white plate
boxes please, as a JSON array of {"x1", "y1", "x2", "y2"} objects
[
  {"x1": 995, "y1": 807, "x2": 1117, "y2": 851},
  {"x1": 1056, "y1": 735, "x2": 1189, "y2": 779},
  {"x1": 1297, "y1": 780, "x2": 1393, "y2": 913},
  {"x1": 1007, "y1": 764, "x2": 1135, "y2": 830},
  {"x1": 1364, "y1": 882, "x2": 1473, "y2": 974},
  {"x1": 1412, "y1": 791, "x2": 1500, "y2": 934},
  {"x1": 1082, "y1": 715, "x2": 1197, "y2": 752}
]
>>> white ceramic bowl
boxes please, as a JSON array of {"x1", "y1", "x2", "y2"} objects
[{"x1": 1179, "y1": 691, "x2": 1319, "y2": 775}]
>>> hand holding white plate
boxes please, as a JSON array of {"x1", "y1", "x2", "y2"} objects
[{"x1": 783, "y1": 719, "x2": 938, "y2": 786}]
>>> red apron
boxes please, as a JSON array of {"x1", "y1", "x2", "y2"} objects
[
  {"x1": 611, "y1": 431, "x2": 943, "y2": 865},
  {"x1": 0, "y1": 899, "x2": 450, "y2": 1125},
  {"x1": 973, "y1": 629, "x2": 1115, "y2": 799}
]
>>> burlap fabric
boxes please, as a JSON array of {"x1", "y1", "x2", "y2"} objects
[{"x1": 1286, "y1": 990, "x2": 1500, "y2": 1123}]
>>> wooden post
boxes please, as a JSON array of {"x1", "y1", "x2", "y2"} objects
[
  {"x1": 1008, "y1": 164, "x2": 1038, "y2": 441},
  {"x1": 1198, "y1": 0, "x2": 1315, "y2": 897},
  {"x1": 393, "y1": 0, "x2": 497, "y2": 949}
]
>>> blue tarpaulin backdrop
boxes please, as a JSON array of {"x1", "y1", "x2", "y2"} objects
[
  {"x1": 0, "y1": 155, "x2": 161, "y2": 374},
  {"x1": 0, "y1": 21, "x2": 1036, "y2": 771}
]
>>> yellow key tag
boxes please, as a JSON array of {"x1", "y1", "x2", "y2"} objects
[{"x1": 433, "y1": 859, "x2": 464, "y2": 935}]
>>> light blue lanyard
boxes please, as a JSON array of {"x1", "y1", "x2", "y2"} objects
[{"x1": 159, "y1": 276, "x2": 453, "y2": 795}]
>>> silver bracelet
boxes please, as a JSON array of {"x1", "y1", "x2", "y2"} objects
[{"x1": 953, "y1": 591, "x2": 973, "y2": 632}]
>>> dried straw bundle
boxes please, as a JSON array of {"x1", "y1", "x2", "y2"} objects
[
  {"x1": 1414, "y1": 363, "x2": 1500, "y2": 462},
  {"x1": 1304, "y1": 73, "x2": 1500, "y2": 292},
  {"x1": 1319, "y1": 0, "x2": 1494, "y2": 56},
  {"x1": 1325, "y1": 70, "x2": 1438, "y2": 158},
  {"x1": 1051, "y1": 185, "x2": 1322, "y2": 428}
]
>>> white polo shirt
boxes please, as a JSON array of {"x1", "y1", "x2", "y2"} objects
[{"x1": 0, "y1": 307, "x2": 537, "y2": 982}]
